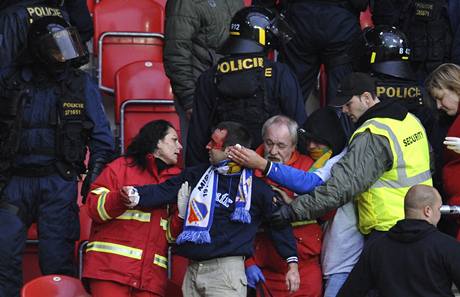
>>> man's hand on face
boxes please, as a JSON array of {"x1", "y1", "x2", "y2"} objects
[{"x1": 228, "y1": 144, "x2": 268, "y2": 171}]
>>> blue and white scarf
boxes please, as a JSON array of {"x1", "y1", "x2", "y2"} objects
[{"x1": 176, "y1": 160, "x2": 253, "y2": 244}]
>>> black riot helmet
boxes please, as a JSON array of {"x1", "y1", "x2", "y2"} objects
[
  {"x1": 352, "y1": 25, "x2": 415, "y2": 80},
  {"x1": 219, "y1": 6, "x2": 295, "y2": 55},
  {"x1": 27, "y1": 16, "x2": 88, "y2": 70}
]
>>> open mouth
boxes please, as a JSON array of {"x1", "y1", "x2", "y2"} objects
[{"x1": 267, "y1": 157, "x2": 280, "y2": 162}]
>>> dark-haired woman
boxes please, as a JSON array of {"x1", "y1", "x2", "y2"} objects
[{"x1": 83, "y1": 120, "x2": 182, "y2": 297}]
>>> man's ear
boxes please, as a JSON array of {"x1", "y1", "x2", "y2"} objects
[
  {"x1": 423, "y1": 205, "x2": 432, "y2": 218},
  {"x1": 362, "y1": 91, "x2": 374, "y2": 103}
]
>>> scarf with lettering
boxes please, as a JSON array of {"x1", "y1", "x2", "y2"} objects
[{"x1": 176, "y1": 160, "x2": 253, "y2": 244}]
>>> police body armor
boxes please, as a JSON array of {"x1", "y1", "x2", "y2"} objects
[
  {"x1": 213, "y1": 55, "x2": 279, "y2": 148},
  {"x1": 0, "y1": 73, "x2": 26, "y2": 197},
  {"x1": 0, "y1": 70, "x2": 92, "y2": 181},
  {"x1": 404, "y1": 0, "x2": 451, "y2": 71},
  {"x1": 374, "y1": 74, "x2": 436, "y2": 140}
]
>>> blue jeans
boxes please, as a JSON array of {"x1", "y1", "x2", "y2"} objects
[{"x1": 324, "y1": 272, "x2": 349, "y2": 297}]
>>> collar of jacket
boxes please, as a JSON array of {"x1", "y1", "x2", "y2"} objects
[
  {"x1": 146, "y1": 154, "x2": 181, "y2": 177},
  {"x1": 357, "y1": 99, "x2": 408, "y2": 127},
  {"x1": 388, "y1": 219, "x2": 437, "y2": 243}
]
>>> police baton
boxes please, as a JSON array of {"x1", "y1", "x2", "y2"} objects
[{"x1": 440, "y1": 205, "x2": 460, "y2": 215}]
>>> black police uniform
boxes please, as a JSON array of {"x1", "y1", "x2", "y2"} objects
[
  {"x1": 186, "y1": 55, "x2": 307, "y2": 166},
  {"x1": 374, "y1": 73, "x2": 436, "y2": 141},
  {"x1": 279, "y1": 0, "x2": 366, "y2": 105},
  {"x1": 371, "y1": 0, "x2": 458, "y2": 80},
  {"x1": 0, "y1": 17, "x2": 114, "y2": 297}
]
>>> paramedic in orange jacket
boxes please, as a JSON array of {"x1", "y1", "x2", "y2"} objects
[
  {"x1": 245, "y1": 115, "x2": 323, "y2": 297},
  {"x1": 83, "y1": 120, "x2": 183, "y2": 297}
]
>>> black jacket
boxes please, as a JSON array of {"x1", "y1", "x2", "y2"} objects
[{"x1": 338, "y1": 219, "x2": 460, "y2": 297}]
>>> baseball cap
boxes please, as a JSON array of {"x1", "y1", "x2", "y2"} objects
[{"x1": 331, "y1": 72, "x2": 376, "y2": 107}]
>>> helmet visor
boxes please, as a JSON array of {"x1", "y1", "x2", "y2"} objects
[
  {"x1": 37, "y1": 27, "x2": 86, "y2": 63},
  {"x1": 269, "y1": 13, "x2": 295, "y2": 44}
]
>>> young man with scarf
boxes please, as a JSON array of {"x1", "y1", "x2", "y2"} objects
[{"x1": 121, "y1": 121, "x2": 299, "y2": 297}]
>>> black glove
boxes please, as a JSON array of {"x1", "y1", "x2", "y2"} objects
[
  {"x1": 270, "y1": 204, "x2": 297, "y2": 229},
  {"x1": 81, "y1": 159, "x2": 108, "y2": 202}
]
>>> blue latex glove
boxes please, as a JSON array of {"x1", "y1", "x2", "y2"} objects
[{"x1": 245, "y1": 265, "x2": 266, "y2": 288}]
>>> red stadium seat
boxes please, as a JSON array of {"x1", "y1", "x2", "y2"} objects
[
  {"x1": 23, "y1": 225, "x2": 40, "y2": 284},
  {"x1": 114, "y1": 60, "x2": 180, "y2": 155},
  {"x1": 93, "y1": 0, "x2": 164, "y2": 53},
  {"x1": 86, "y1": 0, "x2": 94, "y2": 15},
  {"x1": 153, "y1": 0, "x2": 167, "y2": 8},
  {"x1": 98, "y1": 32, "x2": 164, "y2": 93},
  {"x1": 360, "y1": 5, "x2": 374, "y2": 29},
  {"x1": 21, "y1": 275, "x2": 89, "y2": 297},
  {"x1": 114, "y1": 60, "x2": 173, "y2": 123}
]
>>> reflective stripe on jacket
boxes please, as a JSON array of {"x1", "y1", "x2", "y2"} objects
[
  {"x1": 351, "y1": 113, "x2": 432, "y2": 234},
  {"x1": 83, "y1": 156, "x2": 181, "y2": 295}
]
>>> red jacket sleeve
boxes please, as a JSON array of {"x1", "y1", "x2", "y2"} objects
[
  {"x1": 167, "y1": 207, "x2": 184, "y2": 242},
  {"x1": 86, "y1": 166, "x2": 128, "y2": 223}
]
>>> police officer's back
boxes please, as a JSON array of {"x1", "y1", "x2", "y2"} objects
[
  {"x1": 186, "y1": 6, "x2": 307, "y2": 166},
  {"x1": 0, "y1": 16, "x2": 114, "y2": 297}
]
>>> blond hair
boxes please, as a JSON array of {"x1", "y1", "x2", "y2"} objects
[{"x1": 425, "y1": 63, "x2": 460, "y2": 97}]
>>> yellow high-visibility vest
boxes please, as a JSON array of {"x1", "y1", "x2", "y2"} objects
[{"x1": 351, "y1": 113, "x2": 432, "y2": 234}]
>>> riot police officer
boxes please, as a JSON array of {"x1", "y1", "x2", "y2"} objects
[
  {"x1": 0, "y1": 16, "x2": 114, "y2": 297},
  {"x1": 371, "y1": 0, "x2": 459, "y2": 81},
  {"x1": 351, "y1": 25, "x2": 437, "y2": 143},
  {"x1": 0, "y1": 0, "x2": 93, "y2": 78},
  {"x1": 185, "y1": 6, "x2": 307, "y2": 166}
]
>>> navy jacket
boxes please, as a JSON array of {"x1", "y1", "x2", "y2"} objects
[
  {"x1": 137, "y1": 164, "x2": 298, "y2": 262},
  {"x1": 1, "y1": 67, "x2": 114, "y2": 169},
  {"x1": 186, "y1": 59, "x2": 307, "y2": 166}
]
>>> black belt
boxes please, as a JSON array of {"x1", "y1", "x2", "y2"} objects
[{"x1": 11, "y1": 164, "x2": 57, "y2": 177}]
